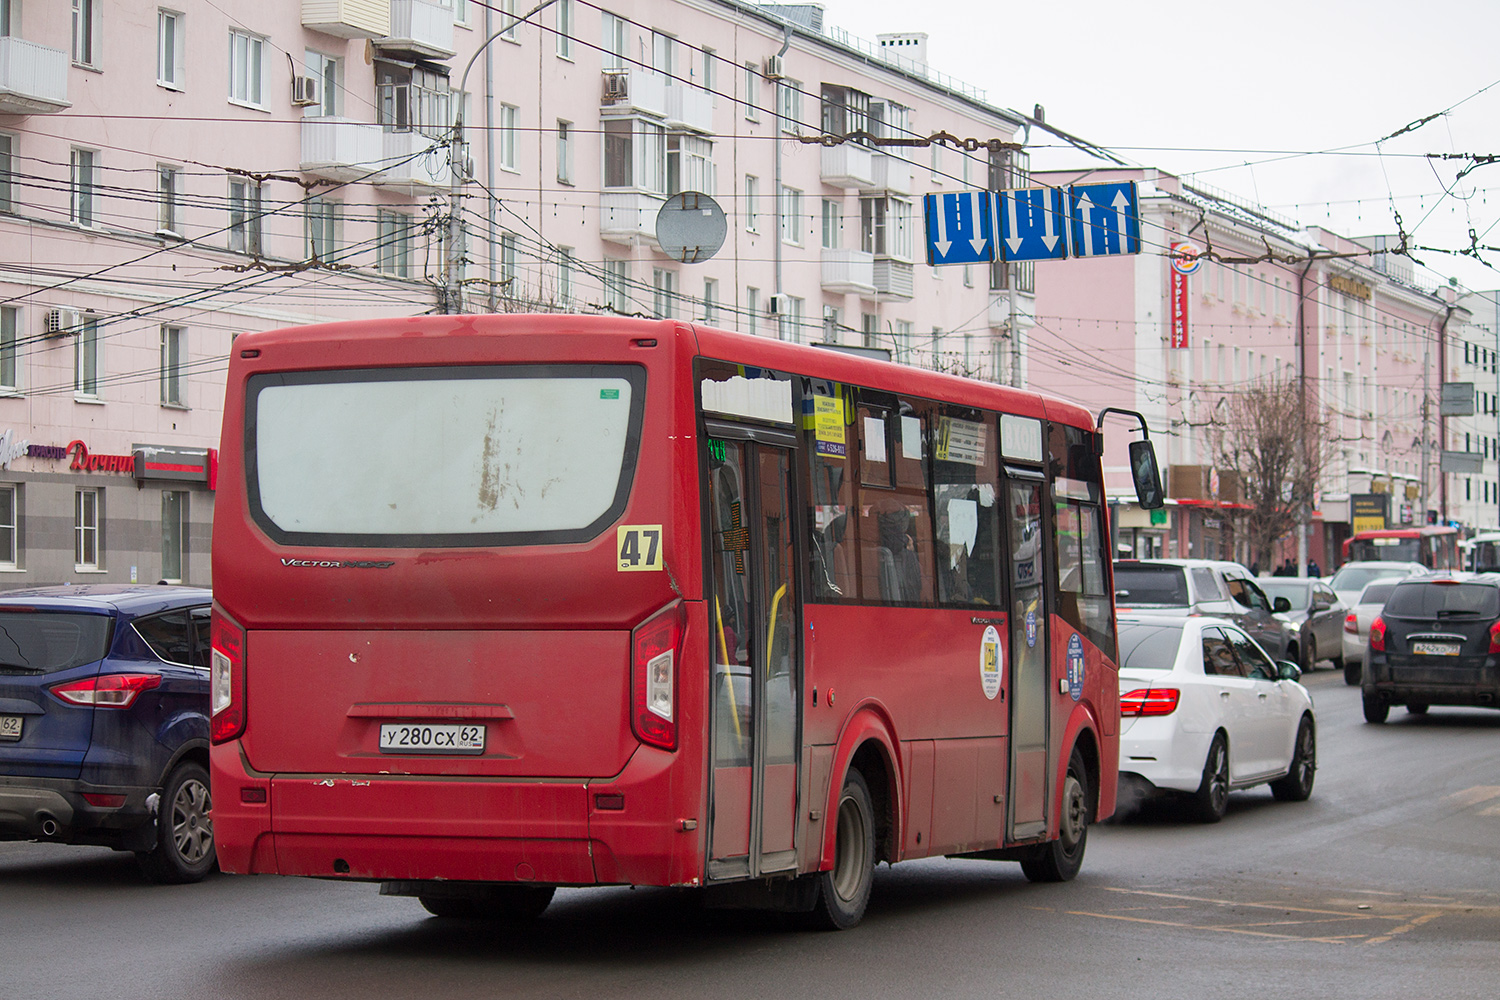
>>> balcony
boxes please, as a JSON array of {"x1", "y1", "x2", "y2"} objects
[
  {"x1": 376, "y1": 128, "x2": 451, "y2": 191},
  {"x1": 821, "y1": 144, "x2": 875, "y2": 189},
  {"x1": 988, "y1": 290, "x2": 1036, "y2": 330},
  {"x1": 863, "y1": 153, "x2": 911, "y2": 195},
  {"x1": 664, "y1": 84, "x2": 714, "y2": 133},
  {"x1": 601, "y1": 68, "x2": 667, "y2": 119},
  {"x1": 821, "y1": 249, "x2": 876, "y2": 296},
  {"x1": 871, "y1": 258, "x2": 913, "y2": 301},
  {"x1": 600, "y1": 191, "x2": 665, "y2": 245},
  {"x1": 378, "y1": 0, "x2": 455, "y2": 59},
  {"x1": 301, "y1": 118, "x2": 385, "y2": 182},
  {"x1": 0, "y1": 37, "x2": 70, "y2": 115},
  {"x1": 304, "y1": 0, "x2": 390, "y2": 38}
]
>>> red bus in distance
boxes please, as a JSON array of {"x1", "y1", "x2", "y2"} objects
[
  {"x1": 208, "y1": 314, "x2": 1160, "y2": 929},
  {"x1": 1342, "y1": 526, "x2": 1459, "y2": 570}
]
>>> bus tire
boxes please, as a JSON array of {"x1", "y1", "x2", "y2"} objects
[
  {"x1": 1020, "y1": 747, "x2": 1090, "y2": 883},
  {"x1": 809, "y1": 769, "x2": 876, "y2": 930},
  {"x1": 136, "y1": 761, "x2": 216, "y2": 885},
  {"x1": 419, "y1": 885, "x2": 555, "y2": 921}
]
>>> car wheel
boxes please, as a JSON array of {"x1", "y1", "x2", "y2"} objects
[
  {"x1": 1300, "y1": 636, "x2": 1316, "y2": 673},
  {"x1": 1343, "y1": 658, "x2": 1361, "y2": 686},
  {"x1": 807, "y1": 769, "x2": 876, "y2": 930},
  {"x1": 1407, "y1": 703, "x2": 1429, "y2": 716},
  {"x1": 1020, "y1": 748, "x2": 1090, "y2": 883},
  {"x1": 419, "y1": 885, "x2": 555, "y2": 920},
  {"x1": 1270, "y1": 715, "x2": 1316, "y2": 802},
  {"x1": 136, "y1": 761, "x2": 215, "y2": 884},
  {"x1": 1190, "y1": 734, "x2": 1230, "y2": 823},
  {"x1": 1362, "y1": 692, "x2": 1389, "y2": 724}
]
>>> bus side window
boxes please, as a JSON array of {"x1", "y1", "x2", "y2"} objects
[
  {"x1": 933, "y1": 408, "x2": 998, "y2": 606},
  {"x1": 1050, "y1": 424, "x2": 1114, "y2": 660},
  {"x1": 856, "y1": 401, "x2": 934, "y2": 605},
  {"x1": 804, "y1": 381, "x2": 857, "y2": 601}
]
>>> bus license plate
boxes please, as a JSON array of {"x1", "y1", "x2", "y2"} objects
[
  {"x1": 0, "y1": 715, "x2": 20, "y2": 741},
  {"x1": 1411, "y1": 641, "x2": 1460, "y2": 656},
  {"x1": 378, "y1": 723, "x2": 485, "y2": 754}
]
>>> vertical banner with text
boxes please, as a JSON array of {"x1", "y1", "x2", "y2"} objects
[{"x1": 1169, "y1": 242, "x2": 1202, "y2": 350}]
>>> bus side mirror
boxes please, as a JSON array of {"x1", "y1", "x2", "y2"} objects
[{"x1": 1129, "y1": 440, "x2": 1164, "y2": 510}]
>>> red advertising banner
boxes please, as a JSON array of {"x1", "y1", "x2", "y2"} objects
[{"x1": 1170, "y1": 268, "x2": 1189, "y2": 349}]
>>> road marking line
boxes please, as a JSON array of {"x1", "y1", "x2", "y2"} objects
[
  {"x1": 1365, "y1": 911, "x2": 1441, "y2": 945},
  {"x1": 1103, "y1": 888, "x2": 1397, "y2": 920},
  {"x1": 1480, "y1": 804, "x2": 1500, "y2": 816},
  {"x1": 1069, "y1": 911, "x2": 1348, "y2": 943},
  {"x1": 1448, "y1": 786, "x2": 1500, "y2": 807}
]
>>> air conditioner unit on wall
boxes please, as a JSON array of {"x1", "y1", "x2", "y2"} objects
[
  {"x1": 43, "y1": 308, "x2": 80, "y2": 339},
  {"x1": 602, "y1": 71, "x2": 628, "y2": 100},
  {"x1": 291, "y1": 75, "x2": 320, "y2": 107},
  {"x1": 764, "y1": 55, "x2": 785, "y2": 80}
]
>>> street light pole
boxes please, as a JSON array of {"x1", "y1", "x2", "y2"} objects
[{"x1": 443, "y1": 0, "x2": 559, "y2": 314}]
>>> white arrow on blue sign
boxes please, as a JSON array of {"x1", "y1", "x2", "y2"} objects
[
  {"x1": 998, "y1": 187, "x2": 1068, "y2": 262},
  {"x1": 1068, "y1": 182, "x2": 1140, "y2": 257},
  {"x1": 923, "y1": 191, "x2": 995, "y2": 266}
]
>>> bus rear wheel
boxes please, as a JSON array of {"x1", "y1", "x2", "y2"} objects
[
  {"x1": 419, "y1": 885, "x2": 555, "y2": 921},
  {"x1": 809, "y1": 769, "x2": 875, "y2": 930},
  {"x1": 1021, "y1": 748, "x2": 1090, "y2": 883}
]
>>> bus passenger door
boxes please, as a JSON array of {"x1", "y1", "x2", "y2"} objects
[
  {"x1": 706, "y1": 434, "x2": 802, "y2": 880},
  {"x1": 1005, "y1": 475, "x2": 1050, "y2": 841}
]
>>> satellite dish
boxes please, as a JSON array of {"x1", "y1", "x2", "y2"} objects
[{"x1": 656, "y1": 192, "x2": 727, "y2": 264}]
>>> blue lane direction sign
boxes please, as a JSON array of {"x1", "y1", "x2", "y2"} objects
[
  {"x1": 923, "y1": 191, "x2": 995, "y2": 266},
  {"x1": 998, "y1": 187, "x2": 1068, "y2": 262},
  {"x1": 1068, "y1": 182, "x2": 1140, "y2": 257}
]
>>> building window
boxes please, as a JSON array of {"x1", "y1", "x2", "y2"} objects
[
  {"x1": 556, "y1": 247, "x2": 573, "y2": 305},
  {"x1": 228, "y1": 29, "x2": 264, "y2": 106},
  {"x1": 377, "y1": 210, "x2": 413, "y2": 277},
  {"x1": 70, "y1": 148, "x2": 97, "y2": 227},
  {"x1": 72, "y1": 0, "x2": 101, "y2": 68},
  {"x1": 666, "y1": 134, "x2": 714, "y2": 195},
  {"x1": 781, "y1": 295, "x2": 804, "y2": 342},
  {"x1": 702, "y1": 278, "x2": 718, "y2": 325},
  {"x1": 603, "y1": 118, "x2": 665, "y2": 192},
  {"x1": 161, "y1": 491, "x2": 185, "y2": 583},
  {"x1": 0, "y1": 485, "x2": 16, "y2": 568},
  {"x1": 160, "y1": 325, "x2": 184, "y2": 405},
  {"x1": 651, "y1": 30, "x2": 676, "y2": 78},
  {"x1": 699, "y1": 47, "x2": 715, "y2": 93},
  {"x1": 743, "y1": 62, "x2": 760, "y2": 121},
  {"x1": 602, "y1": 11, "x2": 627, "y2": 70},
  {"x1": 603, "y1": 258, "x2": 630, "y2": 313},
  {"x1": 158, "y1": 9, "x2": 184, "y2": 88},
  {"x1": 555, "y1": 0, "x2": 573, "y2": 58},
  {"x1": 746, "y1": 286, "x2": 759, "y2": 336},
  {"x1": 497, "y1": 0, "x2": 519, "y2": 40},
  {"x1": 778, "y1": 80, "x2": 802, "y2": 131},
  {"x1": 0, "y1": 306, "x2": 16, "y2": 389},
  {"x1": 894, "y1": 320, "x2": 913, "y2": 359},
  {"x1": 500, "y1": 103, "x2": 519, "y2": 172},
  {"x1": 556, "y1": 120, "x2": 573, "y2": 184},
  {"x1": 653, "y1": 268, "x2": 676, "y2": 319},
  {"x1": 451, "y1": 0, "x2": 469, "y2": 27},
  {"x1": 157, "y1": 165, "x2": 180, "y2": 235},
  {"x1": 75, "y1": 314, "x2": 99, "y2": 397},
  {"x1": 0, "y1": 133, "x2": 12, "y2": 213},
  {"x1": 376, "y1": 63, "x2": 452, "y2": 137},
  {"x1": 821, "y1": 198, "x2": 841, "y2": 249},
  {"x1": 305, "y1": 197, "x2": 339, "y2": 261},
  {"x1": 228, "y1": 179, "x2": 262, "y2": 254},
  {"x1": 304, "y1": 50, "x2": 341, "y2": 117},
  {"x1": 745, "y1": 175, "x2": 758, "y2": 232},
  {"x1": 780, "y1": 185, "x2": 802, "y2": 245},
  {"x1": 860, "y1": 196, "x2": 912, "y2": 259},
  {"x1": 75, "y1": 489, "x2": 100, "y2": 570},
  {"x1": 500, "y1": 232, "x2": 518, "y2": 292}
]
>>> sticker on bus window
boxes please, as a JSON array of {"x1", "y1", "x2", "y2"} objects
[
  {"x1": 617, "y1": 525, "x2": 664, "y2": 572},
  {"x1": 980, "y1": 625, "x2": 1002, "y2": 700},
  {"x1": 814, "y1": 396, "x2": 846, "y2": 456}
]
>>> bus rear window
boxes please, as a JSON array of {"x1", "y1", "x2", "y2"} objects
[{"x1": 247, "y1": 365, "x2": 644, "y2": 546}]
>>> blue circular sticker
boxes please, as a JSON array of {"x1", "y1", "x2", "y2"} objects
[
  {"x1": 1066, "y1": 633, "x2": 1085, "y2": 702},
  {"x1": 1025, "y1": 610, "x2": 1037, "y2": 648}
]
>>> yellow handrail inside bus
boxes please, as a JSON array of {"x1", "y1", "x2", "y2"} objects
[
  {"x1": 766, "y1": 583, "x2": 786, "y2": 677},
  {"x1": 715, "y1": 597, "x2": 742, "y2": 742}
]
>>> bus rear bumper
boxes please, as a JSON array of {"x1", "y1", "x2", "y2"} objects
[{"x1": 210, "y1": 743, "x2": 699, "y2": 887}]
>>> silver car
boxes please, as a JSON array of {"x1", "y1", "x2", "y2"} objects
[
  {"x1": 1340, "y1": 578, "x2": 1402, "y2": 685},
  {"x1": 1328, "y1": 561, "x2": 1427, "y2": 608},
  {"x1": 1259, "y1": 578, "x2": 1346, "y2": 674}
]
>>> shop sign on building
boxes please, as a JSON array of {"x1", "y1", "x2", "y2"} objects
[{"x1": 1351, "y1": 493, "x2": 1388, "y2": 533}]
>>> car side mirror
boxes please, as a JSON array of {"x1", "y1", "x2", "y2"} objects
[
  {"x1": 1277, "y1": 661, "x2": 1302, "y2": 682},
  {"x1": 1312, "y1": 598, "x2": 1331, "y2": 611},
  {"x1": 1273, "y1": 596, "x2": 1292, "y2": 613},
  {"x1": 1128, "y1": 440, "x2": 1164, "y2": 510}
]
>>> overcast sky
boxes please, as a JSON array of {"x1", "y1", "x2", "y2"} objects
[{"x1": 811, "y1": 0, "x2": 1500, "y2": 297}]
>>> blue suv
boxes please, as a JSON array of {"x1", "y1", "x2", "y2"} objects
[{"x1": 0, "y1": 585, "x2": 215, "y2": 882}]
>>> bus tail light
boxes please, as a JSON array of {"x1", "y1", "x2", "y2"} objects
[
  {"x1": 1369, "y1": 616, "x2": 1386, "y2": 653},
  {"x1": 210, "y1": 607, "x2": 247, "y2": 745},
  {"x1": 631, "y1": 600, "x2": 684, "y2": 751},
  {"x1": 1489, "y1": 620, "x2": 1500, "y2": 655},
  {"x1": 1344, "y1": 613, "x2": 1358, "y2": 635},
  {"x1": 1119, "y1": 687, "x2": 1179, "y2": 717},
  {"x1": 50, "y1": 673, "x2": 161, "y2": 709}
]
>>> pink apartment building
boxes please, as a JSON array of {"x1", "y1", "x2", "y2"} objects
[{"x1": 0, "y1": 0, "x2": 1035, "y2": 587}]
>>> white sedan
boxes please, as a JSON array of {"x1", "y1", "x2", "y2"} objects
[{"x1": 1116, "y1": 615, "x2": 1317, "y2": 822}]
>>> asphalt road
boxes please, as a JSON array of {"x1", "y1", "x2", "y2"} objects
[{"x1": 3, "y1": 668, "x2": 1497, "y2": 999}]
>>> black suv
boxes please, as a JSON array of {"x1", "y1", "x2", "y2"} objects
[{"x1": 1363, "y1": 576, "x2": 1500, "y2": 723}]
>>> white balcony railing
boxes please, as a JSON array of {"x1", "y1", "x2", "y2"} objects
[
  {"x1": 821, "y1": 144, "x2": 875, "y2": 189},
  {"x1": 820, "y1": 249, "x2": 876, "y2": 295},
  {"x1": 600, "y1": 191, "x2": 666, "y2": 245},
  {"x1": 871, "y1": 257, "x2": 914, "y2": 301},
  {"x1": 601, "y1": 68, "x2": 668, "y2": 119},
  {"x1": 664, "y1": 84, "x2": 714, "y2": 133},
  {"x1": 865, "y1": 153, "x2": 911, "y2": 195},
  {"x1": 381, "y1": 0, "x2": 455, "y2": 59},
  {"x1": 376, "y1": 129, "x2": 451, "y2": 190},
  {"x1": 303, "y1": 0, "x2": 390, "y2": 39},
  {"x1": 301, "y1": 118, "x2": 385, "y2": 182},
  {"x1": 0, "y1": 36, "x2": 70, "y2": 115}
]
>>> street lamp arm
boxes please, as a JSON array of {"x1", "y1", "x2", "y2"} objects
[{"x1": 455, "y1": 0, "x2": 560, "y2": 127}]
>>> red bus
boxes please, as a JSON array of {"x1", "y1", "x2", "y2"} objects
[
  {"x1": 208, "y1": 315, "x2": 1161, "y2": 929},
  {"x1": 1342, "y1": 526, "x2": 1460, "y2": 570}
]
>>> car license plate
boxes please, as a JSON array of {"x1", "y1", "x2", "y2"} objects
[
  {"x1": 0, "y1": 715, "x2": 20, "y2": 741},
  {"x1": 1411, "y1": 641, "x2": 1461, "y2": 656},
  {"x1": 378, "y1": 723, "x2": 485, "y2": 754}
]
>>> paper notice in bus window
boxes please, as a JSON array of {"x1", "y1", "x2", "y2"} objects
[
  {"x1": 863, "y1": 417, "x2": 887, "y2": 464},
  {"x1": 947, "y1": 498, "x2": 978, "y2": 557},
  {"x1": 814, "y1": 396, "x2": 846, "y2": 456},
  {"x1": 935, "y1": 417, "x2": 986, "y2": 466},
  {"x1": 901, "y1": 416, "x2": 922, "y2": 460}
]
